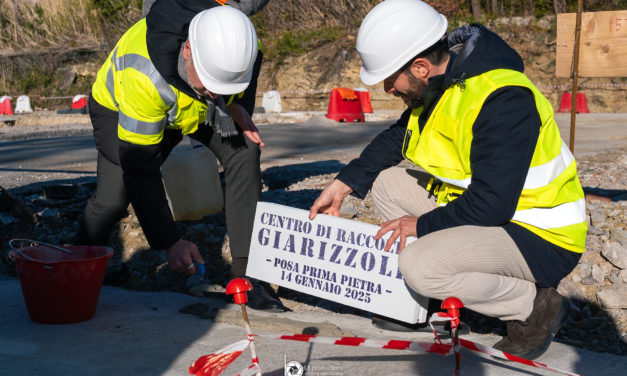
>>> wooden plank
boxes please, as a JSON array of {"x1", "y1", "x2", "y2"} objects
[{"x1": 556, "y1": 10, "x2": 627, "y2": 77}]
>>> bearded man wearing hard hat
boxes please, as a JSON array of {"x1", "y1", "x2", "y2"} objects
[
  {"x1": 77, "y1": 0, "x2": 286, "y2": 312},
  {"x1": 310, "y1": 0, "x2": 586, "y2": 360}
]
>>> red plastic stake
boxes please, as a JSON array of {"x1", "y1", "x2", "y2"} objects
[
  {"x1": 442, "y1": 297, "x2": 464, "y2": 376},
  {"x1": 225, "y1": 278, "x2": 261, "y2": 376},
  {"x1": 441, "y1": 297, "x2": 464, "y2": 329},
  {"x1": 226, "y1": 277, "x2": 252, "y2": 304}
]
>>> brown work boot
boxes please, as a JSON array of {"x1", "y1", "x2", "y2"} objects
[{"x1": 493, "y1": 287, "x2": 570, "y2": 360}]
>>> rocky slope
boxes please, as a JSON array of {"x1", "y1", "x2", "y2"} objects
[{"x1": 258, "y1": 17, "x2": 626, "y2": 114}]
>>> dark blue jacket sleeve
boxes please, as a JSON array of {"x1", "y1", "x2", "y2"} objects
[
  {"x1": 334, "y1": 108, "x2": 412, "y2": 198},
  {"x1": 417, "y1": 86, "x2": 541, "y2": 236}
]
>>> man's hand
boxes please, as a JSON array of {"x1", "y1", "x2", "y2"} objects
[
  {"x1": 227, "y1": 102, "x2": 265, "y2": 147},
  {"x1": 309, "y1": 180, "x2": 353, "y2": 219},
  {"x1": 165, "y1": 239, "x2": 204, "y2": 275},
  {"x1": 375, "y1": 215, "x2": 418, "y2": 253}
]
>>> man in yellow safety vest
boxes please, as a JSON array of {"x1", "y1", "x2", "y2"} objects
[
  {"x1": 78, "y1": 0, "x2": 285, "y2": 312},
  {"x1": 310, "y1": 0, "x2": 586, "y2": 360}
]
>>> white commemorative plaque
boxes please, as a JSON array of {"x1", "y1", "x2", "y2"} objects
[{"x1": 246, "y1": 202, "x2": 428, "y2": 323}]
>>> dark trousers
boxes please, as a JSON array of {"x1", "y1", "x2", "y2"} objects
[{"x1": 78, "y1": 97, "x2": 261, "y2": 258}]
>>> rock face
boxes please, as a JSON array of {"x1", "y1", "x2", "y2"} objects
[
  {"x1": 258, "y1": 18, "x2": 627, "y2": 114},
  {"x1": 1, "y1": 149, "x2": 626, "y2": 355},
  {"x1": 554, "y1": 149, "x2": 627, "y2": 352}
]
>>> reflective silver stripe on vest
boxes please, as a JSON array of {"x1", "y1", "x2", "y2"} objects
[
  {"x1": 435, "y1": 176, "x2": 471, "y2": 189},
  {"x1": 432, "y1": 141, "x2": 575, "y2": 193},
  {"x1": 512, "y1": 198, "x2": 586, "y2": 229},
  {"x1": 166, "y1": 103, "x2": 178, "y2": 124},
  {"x1": 104, "y1": 49, "x2": 179, "y2": 131},
  {"x1": 113, "y1": 52, "x2": 177, "y2": 108},
  {"x1": 118, "y1": 110, "x2": 166, "y2": 136},
  {"x1": 523, "y1": 141, "x2": 575, "y2": 190},
  {"x1": 106, "y1": 47, "x2": 119, "y2": 108}
]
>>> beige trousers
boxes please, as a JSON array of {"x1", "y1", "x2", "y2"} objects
[{"x1": 371, "y1": 167, "x2": 537, "y2": 321}]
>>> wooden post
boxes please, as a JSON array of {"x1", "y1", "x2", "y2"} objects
[
  {"x1": 569, "y1": 0, "x2": 583, "y2": 154},
  {"x1": 239, "y1": 304, "x2": 261, "y2": 376}
]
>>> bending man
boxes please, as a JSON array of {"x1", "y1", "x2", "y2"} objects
[{"x1": 78, "y1": 1, "x2": 284, "y2": 311}]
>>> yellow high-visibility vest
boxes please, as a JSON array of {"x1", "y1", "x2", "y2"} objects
[
  {"x1": 92, "y1": 19, "x2": 208, "y2": 146},
  {"x1": 402, "y1": 69, "x2": 587, "y2": 253}
]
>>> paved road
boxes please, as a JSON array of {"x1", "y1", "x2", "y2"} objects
[
  {"x1": 2, "y1": 278, "x2": 624, "y2": 376},
  {"x1": 0, "y1": 118, "x2": 393, "y2": 189},
  {"x1": 1, "y1": 113, "x2": 626, "y2": 189}
]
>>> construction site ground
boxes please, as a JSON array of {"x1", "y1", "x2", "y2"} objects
[{"x1": 0, "y1": 110, "x2": 626, "y2": 375}]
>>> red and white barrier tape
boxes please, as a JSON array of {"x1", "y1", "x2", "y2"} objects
[
  {"x1": 458, "y1": 338, "x2": 580, "y2": 376},
  {"x1": 190, "y1": 315, "x2": 580, "y2": 376},
  {"x1": 257, "y1": 82, "x2": 627, "y2": 97},
  {"x1": 261, "y1": 333, "x2": 453, "y2": 355},
  {"x1": 5, "y1": 82, "x2": 627, "y2": 102},
  {"x1": 234, "y1": 363, "x2": 262, "y2": 376},
  {"x1": 427, "y1": 311, "x2": 580, "y2": 376},
  {"x1": 428, "y1": 311, "x2": 462, "y2": 375},
  {"x1": 189, "y1": 339, "x2": 249, "y2": 376},
  {"x1": 243, "y1": 322, "x2": 261, "y2": 376},
  {"x1": 264, "y1": 308, "x2": 581, "y2": 376},
  {"x1": 190, "y1": 325, "x2": 262, "y2": 376},
  {"x1": 266, "y1": 332, "x2": 580, "y2": 376}
]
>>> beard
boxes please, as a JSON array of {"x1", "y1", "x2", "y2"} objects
[{"x1": 396, "y1": 71, "x2": 426, "y2": 109}]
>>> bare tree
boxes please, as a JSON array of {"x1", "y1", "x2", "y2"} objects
[
  {"x1": 470, "y1": 0, "x2": 484, "y2": 19},
  {"x1": 10, "y1": 0, "x2": 21, "y2": 45},
  {"x1": 527, "y1": 0, "x2": 535, "y2": 17},
  {"x1": 553, "y1": 0, "x2": 566, "y2": 14},
  {"x1": 491, "y1": 0, "x2": 499, "y2": 16}
]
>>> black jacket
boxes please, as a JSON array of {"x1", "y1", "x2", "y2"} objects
[
  {"x1": 96, "y1": 0, "x2": 262, "y2": 250},
  {"x1": 336, "y1": 25, "x2": 580, "y2": 287}
]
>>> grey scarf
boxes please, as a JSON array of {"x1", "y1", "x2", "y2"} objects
[{"x1": 177, "y1": 44, "x2": 239, "y2": 137}]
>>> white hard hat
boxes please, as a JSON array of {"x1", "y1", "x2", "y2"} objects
[
  {"x1": 357, "y1": 0, "x2": 447, "y2": 85},
  {"x1": 188, "y1": 6, "x2": 258, "y2": 95}
]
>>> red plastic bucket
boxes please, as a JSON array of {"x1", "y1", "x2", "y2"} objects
[{"x1": 9, "y1": 240, "x2": 113, "y2": 324}]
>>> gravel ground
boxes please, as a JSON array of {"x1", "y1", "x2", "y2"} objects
[{"x1": 1, "y1": 113, "x2": 626, "y2": 356}]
